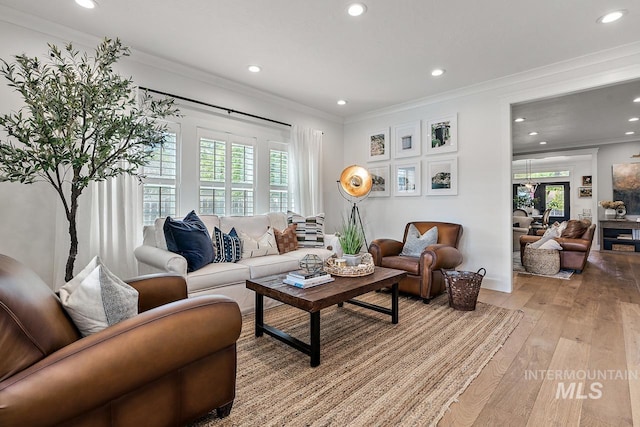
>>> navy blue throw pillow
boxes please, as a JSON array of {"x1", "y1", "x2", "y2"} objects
[
  {"x1": 163, "y1": 211, "x2": 214, "y2": 272},
  {"x1": 212, "y1": 227, "x2": 242, "y2": 263}
]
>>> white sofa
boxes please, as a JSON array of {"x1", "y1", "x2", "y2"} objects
[{"x1": 134, "y1": 212, "x2": 338, "y2": 313}]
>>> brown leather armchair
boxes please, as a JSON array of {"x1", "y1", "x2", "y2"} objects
[
  {"x1": 369, "y1": 222, "x2": 463, "y2": 303},
  {"x1": 0, "y1": 254, "x2": 242, "y2": 427},
  {"x1": 519, "y1": 223, "x2": 596, "y2": 273}
]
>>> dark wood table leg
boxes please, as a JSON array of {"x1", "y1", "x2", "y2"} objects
[
  {"x1": 310, "y1": 311, "x2": 320, "y2": 367},
  {"x1": 255, "y1": 293, "x2": 264, "y2": 337},
  {"x1": 391, "y1": 283, "x2": 399, "y2": 324}
]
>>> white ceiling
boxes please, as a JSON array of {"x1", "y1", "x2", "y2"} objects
[
  {"x1": 512, "y1": 79, "x2": 640, "y2": 154},
  {"x1": 1, "y1": 0, "x2": 640, "y2": 151}
]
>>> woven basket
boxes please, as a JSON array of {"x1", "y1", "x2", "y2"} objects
[
  {"x1": 522, "y1": 246, "x2": 560, "y2": 275},
  {"x1": 324, "y1": 253, "x2": 375, "y2": 277},
  {"x1": 442, "y1": 268, "x2": 486, "y2": 311}
]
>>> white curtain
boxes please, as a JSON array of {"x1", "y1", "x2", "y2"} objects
[
  {"x1": 53, "y1": 173, "x2": 142, "y2": 288},
  {"x1": 87, "y1": 174, "x2": 142, "y2": 280},
  {"x1": 290, "y1": 125, "x2": 323, "y2": 215}
]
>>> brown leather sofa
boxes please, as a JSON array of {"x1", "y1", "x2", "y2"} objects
[
  {"x1": 519, "y1": 222, "x2": 596, "y2": 273},
  {"x1": 369, "y1": 222, "x2": 463, "y2": 302},
  {"x1": 0, "y1": 254, "x2": 242, "y2": 427}
]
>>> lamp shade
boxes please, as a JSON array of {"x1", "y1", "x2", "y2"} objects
[{"x1": 339, "y1": 165, "x2": 372, "y2": 198}]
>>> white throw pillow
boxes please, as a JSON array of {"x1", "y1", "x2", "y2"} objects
[
  {"x1": 59, "y1": 256, "x2": 139, "y2": 337},
  {"x1": 240, "y1": 228, "x2": 279, "y2": 258},
  {"x1": 400, "y1": 224, "x2": 438, "y2": 257},
  {"x1": 538, "y1": 239, "x2": 563, "y2": 250}
]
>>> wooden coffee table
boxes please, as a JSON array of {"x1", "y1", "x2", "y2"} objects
[{"x1": 246, "y1": 267, "x2": 406, "y2": 367}]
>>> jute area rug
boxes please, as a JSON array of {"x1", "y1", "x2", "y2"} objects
[{"x1": 191, "y1": 292, "x2": 523, "y2": 427}]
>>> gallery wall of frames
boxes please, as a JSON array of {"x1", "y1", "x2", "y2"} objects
[{"x1": 367, "y1": 114, "x2": 458, "y2": 198}]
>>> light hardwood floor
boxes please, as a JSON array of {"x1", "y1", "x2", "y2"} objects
[{"x1": 439, "y1": 250, "x2": 640, "y2": 427}]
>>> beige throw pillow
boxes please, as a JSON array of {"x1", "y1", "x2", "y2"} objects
[
  {"x1": 240, "y1": 228, "x2": 279, "y2": 258},
  {"x1": 59, "y1": 256, "x2": 139, "y2": 337}
]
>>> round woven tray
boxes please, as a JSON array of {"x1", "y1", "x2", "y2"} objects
[{"x1": 324, "y1": 253, "x2": 375, "y2": 277}]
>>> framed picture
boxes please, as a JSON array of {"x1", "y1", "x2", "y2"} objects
[
  {"x1": 393, "y1": 121, "x2": 421, "y2": 158},
  {"x1": 582, "y1": 175, "x2": 592, "y2": 186},
  {"x1": 426, "y1": 114, "x2": 458, "y2": 154},
  {"x1": 368, "y1": 165, "x2": 390, "y2": 197},
  {"x1": 394, "y1": 162, "x2": 421, "y2": 196},
  {"x1": 426, "y1": 157, "x2": 458, "y2": 196},
  {"x1": 578, "y1": 187, "x2": 592, "y2": 198},
  {"x1": 367, "y1": 128, "x2": 390, "y2": 161}
]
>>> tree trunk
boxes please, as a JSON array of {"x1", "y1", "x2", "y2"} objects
[{"x1": 64, "y1": 189, "x2": 81, "y2": 282}]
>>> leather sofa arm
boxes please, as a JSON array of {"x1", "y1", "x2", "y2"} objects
[
  {"x1": 421, "y1": 244, "x2": 463, "y2": 270},
  {"x1": 126, "y1": 274, "x2": 188, "y2": 312},
  {"x1": 133, "y1": 245, "x2": 188, "y2": 275},
  {"x1": 557, "y1": 238, "x2": 591, "y2": 252},
  {"x1": 0, "y1": 296, "x2": 241, "y2": 427},
  {"x1": 369, "y1": 238, "x2": 404, "y2": 265}
]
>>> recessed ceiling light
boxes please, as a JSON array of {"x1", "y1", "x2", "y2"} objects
[
  {"x1": 247, "y1": 65, "x2": 261, "y2": 73},
  {"x1": 528, "y1": 131, "x2": 538, "y2": 136},
  {"x1": 75, "y1": 0, "x2": 97, "y2": 8},
  {"x1": 629, "y1": 117, "x2": 639, "y2": 122},
  {"x1": 514, "y1": 117, "x2": 525, "y2": 122},
  {"x1": 539, "y1": 141, "x2": 547, "y2": 145},
  {"x1": 625, "y1": 131, "x2": 635, "y2": 135},
  {"x1": 634, "y1": 97, "x2": 640, "y2": 103},
  {"x1": 347, "y1": 3, "x2": 367, "y2": 17},
  {"x1": 337, "y1": 99, "x2": 347, "y2": 106},
  {"x1": 597, "y1": 10, "x2": 627, "y2": 24},
  {"x1": 431, "y1": 69, "x2": 445, "y2": 77}
]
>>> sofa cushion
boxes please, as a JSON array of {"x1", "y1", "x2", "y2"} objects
[
  {"x1": 238, "y1": 254, "x2": 300, "y2": 278},
  {"x1": 220, "y1": 215, "x2": 269, "y2": 236},
  {"x1": 287, "y1": 211, "x2": 325, "y2": 248},
  {"x1": 274, "y1": 224, "x2": 299, "y2": 253},
  {"x1": 284, "y1": 247, "x2": 335, "y2": 261},
  {"x1": 59, "y1": 256, "x2": 139, "y2": 337},
  {"x1": 400, "y1": 224, "x2": 438, "y2": 257},
  {"x1": 186, "y1": 262, "x2": 251, "y2": 293},
  {"x1": 239, "y1": 228, "x2": 279, "y2": 258},
  {"x1": 212, "y1": 227, "x2": 242, "y2": 263},
  {"x1": 163, "y1": 211, "x2": 215, "y2": 272}
]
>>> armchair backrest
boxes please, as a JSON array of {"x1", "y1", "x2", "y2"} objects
[
  {"x1": 404, "y1": 222, "x2": 463, "y2": 248},
  {"x1": 0, "y1": 255, "x2": 80, "y2": 382}
]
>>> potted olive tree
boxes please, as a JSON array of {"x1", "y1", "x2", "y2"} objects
[{"x1": 0, "y1": 38, "x2": 178, "y2": 281}]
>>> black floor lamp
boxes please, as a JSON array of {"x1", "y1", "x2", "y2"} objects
[{"x1": 337, "y1": 165, "x2": 373, "y2": 248}]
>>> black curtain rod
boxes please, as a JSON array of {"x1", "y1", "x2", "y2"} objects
[{"x1": 139, "y1": 86, "x2": 292, "y2": 128}]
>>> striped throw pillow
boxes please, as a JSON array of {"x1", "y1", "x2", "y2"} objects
[{"x1": 287, "y1": 211, "x2": 325, "y2": 248}]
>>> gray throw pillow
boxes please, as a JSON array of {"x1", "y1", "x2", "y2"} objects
[
  {"x1": 59, "y1": 256, "x2": 139, "y2": 337},
  {"x1": 400, "y1": 224, "x2": 438, "y2": 257}
]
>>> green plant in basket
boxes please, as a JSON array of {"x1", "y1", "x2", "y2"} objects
[{"x1": 338, "y1": 218, "x2": 365, "y2": 255}]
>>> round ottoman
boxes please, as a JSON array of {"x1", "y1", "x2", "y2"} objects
[{"x1": 522, "y1": 246, "x2": 560, "y2": 275}]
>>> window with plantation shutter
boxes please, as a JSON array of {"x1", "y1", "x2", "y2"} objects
[
  {"x1": 269, "y1": 147, "x2": 289, "y2": 212},
  {"x1": 142, "y1": 130, "x2": 178, "y2": 225},
  {"x1": 199, "y1": 130, "x2": 255, "y2": 216}
]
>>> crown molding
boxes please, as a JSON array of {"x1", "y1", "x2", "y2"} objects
[
  {"x1": 0, "y1": 5, "x2": 343, "y2": 125},
  {"x1": 345, "y1": 40, "x2": 640, "y2": 124}
]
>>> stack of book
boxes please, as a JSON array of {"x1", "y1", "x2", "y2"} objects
[
  {"x1": 283, "y1": 269, "x2": 334, "y2": 288},
  {"x1": 633, "y1": 229, "x2": 640, "y2": 240}
]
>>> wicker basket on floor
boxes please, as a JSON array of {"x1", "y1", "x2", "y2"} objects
[
  {"x1": 442, "y1": 268, "x2": 486, "y2": 311},
  {"x1": 522, "y1": 246, "x2": 560, "y2": 275}
]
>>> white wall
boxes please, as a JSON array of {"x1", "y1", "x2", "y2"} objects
[
  {"x1": 344, "y1": 43, "x2": 640, "y2": 292},
  {"x1": 597, "y1": 140, "x2": 640, "y2": 220},
  {"x1": 2, "y1": 12, "x2": 640, "y2": 291},
  {"x1": 0, "y1": 18, "x2": 344, "y2": 286}
]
